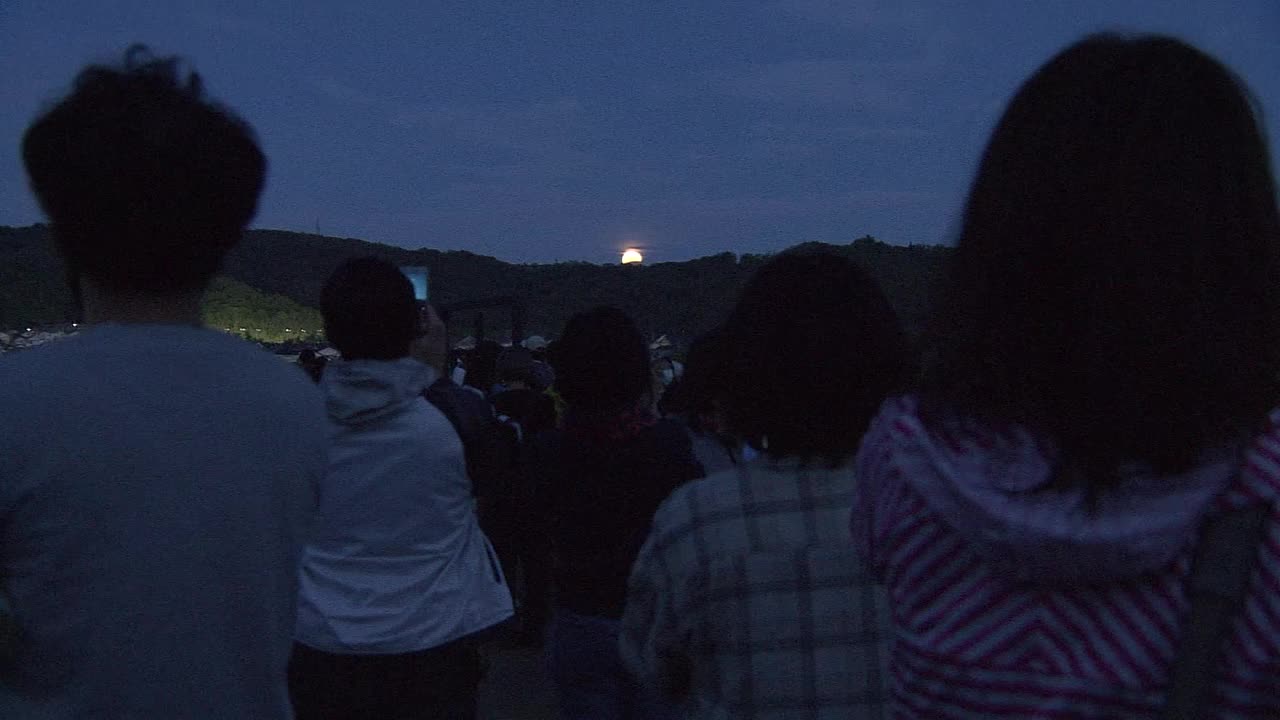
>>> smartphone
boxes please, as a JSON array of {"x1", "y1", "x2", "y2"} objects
[{"x1": 400, "y1": 266, "x2": 430, "y2": 303}]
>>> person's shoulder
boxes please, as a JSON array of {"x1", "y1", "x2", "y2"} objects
[
  {"x1": 197, "y1": 331, "x2": 296, "y2": 374},
  {"x1": 0, "y1": 351, "x2": 60, "y2": 428},
  {"x1": 410, "y1": 387, "x2": 464, "y2": 432},
  {"x1": 1236, "y1": 409, "x2": 1280, "y2": 504},
  {"x1": 0, "y1": 341, "x2": 70, "y2": 380},
  {"x1": 853, "y1": 394, "x2": 923, "y2": 464},
  {"x1": 637, "y1": 467, "x2": 769, "y2": 585},
  {"x1": 0, "y1": 332, "x2": 112, "y2": 406},
  {"x1": 871, "y1": 393, "x2": 921, "y2": 429},
  {"x1": 427, "y1": 377, "x2": 490, "y2": 414},
  {"x1": 188, "y1": 332, "x2": 326, "y2": 431},
  {"x1": 212, "y1": 337, "x2": 322, "y2": 395},
  {"x1": 649, "y1": 465, "x2": 746, "y2": 544},
  {"x1": 0, "y1": 329, "x2": 100, "y2": 368}
]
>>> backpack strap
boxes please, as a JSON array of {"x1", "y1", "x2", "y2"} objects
[{"x1": 1161, "y1": 503, "x2": 1270, "y2": 719}]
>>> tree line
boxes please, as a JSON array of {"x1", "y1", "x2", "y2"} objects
[{"x1": 0, "y1": 225, "x2": 951, "y2": 343}]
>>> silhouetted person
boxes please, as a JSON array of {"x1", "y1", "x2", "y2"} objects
[
  {"x1": 424, "y1": 373, "x2": 517, "y2": 505},
  {"x1": 656, "y1": 328, "x2": 739, "y2": 476},
  {"x1": 526, "y1": 335, "x2": 557, "y2": 391},
  {"x1": 492, "y1": 345, "x2": 558, "y2": 439},
  {"x1": 485, "y1": 346, "x2": 559, "y2": 632},
  {"x1": 523, "y1": 307, "x2": 703, "y2": 720},
  {"x1": 424, "y1": 365, "x2": 524, "y2": 629},
  {"x1": 852, "y1": 34, "x2": 1280, "y2": 718},
  {"x1": 289, "y1": 258, "x2": 512, "y2": 720},
  {"x1": 465, "y1": 339, "x2": 502, "y2": 396},
  {"x1": 2, "y1": 46, "x2": 326, "y2": 718},
  {"x1": 622, "y1": 251, "x2": 910, "y2": 718}
]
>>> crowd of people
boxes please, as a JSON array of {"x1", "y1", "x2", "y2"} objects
[{"x1": 1, "y1": 31, "x2": 1279, "y2": 720}]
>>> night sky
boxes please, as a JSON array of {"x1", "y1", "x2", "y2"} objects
[{"x1": 1, "y1": 1, "x2": 1276, "y2": 263}]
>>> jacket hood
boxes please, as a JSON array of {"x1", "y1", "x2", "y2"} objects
[
  {"x1": 322, "y1": 358, "x2": 436, "y2": 425},
  {"x1": 886, "y1": 397, "x2": 1237, "y2": 584}
]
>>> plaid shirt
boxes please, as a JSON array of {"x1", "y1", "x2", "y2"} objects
[{"x1": 621, "y1": 460, "x2": 890, "y2": 719}]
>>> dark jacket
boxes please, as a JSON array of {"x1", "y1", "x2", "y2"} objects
[
  {"x1": 523, "y1": 418, "x2": 704, "y2": 620},
  {"x1": 492, "y1": 387, "x2": 558, "y2": 440},
  {"x1": 424, "y1": 378, "x2": 518, "y2": 500}
]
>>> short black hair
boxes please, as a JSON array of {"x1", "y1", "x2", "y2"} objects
[
  {"x1": 321, "y1": 257, "x2": 417, "y2": 362},
  {"x1": 22, "y1": 45, "x2": 266, "y2": 294},
  {"x1": 552, "y1": 306, "x2": 650, "y2": 413},
  {"x1": 922, "y1": 34, "x2": 1280, "y2": 481},
  {"x1": 722, "y1": 249, "x2": 910, "y2": 464}
]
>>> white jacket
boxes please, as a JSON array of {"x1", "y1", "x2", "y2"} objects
[{"x1": 296, "y1": 357, "x2": 513, "y2": 654}]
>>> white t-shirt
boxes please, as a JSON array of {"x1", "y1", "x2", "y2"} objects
[{"x1": 0, "y1": 323, "x2": 326, "y2": 719}]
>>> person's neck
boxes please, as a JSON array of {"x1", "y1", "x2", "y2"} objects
[{"x1": 79, "y1": 280, "x2": 204, "y2": 326}]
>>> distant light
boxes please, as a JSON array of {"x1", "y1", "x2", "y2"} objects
[
  {"x1": 621, "y1": 249, "x2": 643, "y2": 264},
  {"x1": 72, "y1": 323, "x2": 78, "y2": 328}
]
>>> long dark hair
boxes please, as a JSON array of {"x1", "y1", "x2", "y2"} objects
[{"x1": 922, "y1": 34, "x2": 1280, "y2": 482}]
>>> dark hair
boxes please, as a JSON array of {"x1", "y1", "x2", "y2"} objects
[
  {"x1": 497, "y1": 346, "x2": 536, "y2": 385},
  {"x1": 320, "y1": 257, "x2": 417, "y2": 361},
  {"x1": 552, "y1": 306, "x2": 650, "y2": 413},
  {"x1": 722, "y1": 250, "x2": 910, "y2": 463},
  {"x1": 21, "y1": 45, "x2": 266, "y2": 294},
  {"x1": 922, "y1": 34, "x2": 1280, "y2": 481},
  {"x1": 466, "y1": 340, "x2": 502, "y2": 393},
  {"x1": 661, "y1": 328, "x2": 728, "y2": 430}
]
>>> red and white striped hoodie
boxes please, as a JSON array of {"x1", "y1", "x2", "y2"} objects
[{"x1": 851, "y1": 395, "x2": 1280, "y2": 719}]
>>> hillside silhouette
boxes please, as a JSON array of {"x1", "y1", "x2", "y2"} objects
[{"x1": 0, "y1": 225, "x2": 950, "y2": 342}]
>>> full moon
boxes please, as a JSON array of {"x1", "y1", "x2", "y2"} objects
[{"x1": 621, "y1": 249, "x2": 644, "y2": 264}]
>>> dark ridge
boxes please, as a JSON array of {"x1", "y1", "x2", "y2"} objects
[{"x1": 0, "y1": 225, "x2": 951, "y2": 341}]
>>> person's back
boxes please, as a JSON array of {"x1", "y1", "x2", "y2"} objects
[
  {"x1": 523, "y1": 307, "x2": 702, "y2": 720},
  {"x1": 492, "y1": 346, "x2": 558, "y2": 440},
  {"x1": 425, "y1": 375, "x2": 517, "y2": 501},
  {"x1": 289, "y1": 258, "x2": 511, "y2": 719},
  {"x1": 297, "y1": 358, "x2": 511, "y2": 651},
  {"x1": 622, "y1": 252, "x2": 909, "y2": 719},
  {"x1": 682, "y1": 423, "x2": 737, "y2": 476},
  {"x1": 854, "y1": 397, "x2": 1280, "y2": 719},
  {"x1": 528, "y1": 417, "x2": 702, "y2": 619},
  {"x1": 852, "y1": 34, "x2": 1280, "y2": 717},
  {"x1": 629, "y1": 461, "x2": 890, "y2": 720},
  {"x1": 3, "y1": 46, "x2": 324, "y2": 718},
  {"x1": 0, "y1": 327, "x2": 324, "y2": 718}
]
